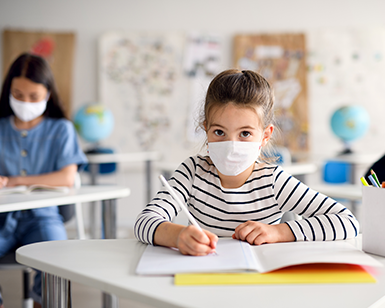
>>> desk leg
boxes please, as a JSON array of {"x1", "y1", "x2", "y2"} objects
[
  {"x1": 41, "y1": 272, "x2": 71, "y2": 308},
  {"x1": 102, "y1": 199, "x2": 118, "y2": 308},
  {"x1": 102, "y1": 199, "x2": 117, "y2": 239},
  {"x1": 145, "y1": 160, "x2": 152, "y2": 203},
  {"x1": 102, "y1": 293, "x2": 118, "y2": 308},
  {"x1": 89, "y1": 163, "x2": 99, "y2": 239}
]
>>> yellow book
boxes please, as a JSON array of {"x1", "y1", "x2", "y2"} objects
[{"x1": 175, "y1": 263, "x2": 376, "y2": 286}]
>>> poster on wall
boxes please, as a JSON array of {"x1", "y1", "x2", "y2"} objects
[
  {"x1": 2, "y1": 29, "x2": 75, "y2": 117},
  {"x1": 233, "y1": 33, "x2": 308, "y2": 156},
  {"x1": 307, "y1": 29, "x2": 385, "y2": 156},
  {"x1": 183, "y1": 32, "x2": 222, "y2": 143},
  {"x1": 99, "y1": 32, "x2": 188, "y2": 163}
]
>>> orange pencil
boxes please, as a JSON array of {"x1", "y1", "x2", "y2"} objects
[
  {"x1": 371, "y1": 169, "x2": 381, "y2": 187},
  {"x1": 382, "y1": 182, "x2": 385, "y2": 188}
]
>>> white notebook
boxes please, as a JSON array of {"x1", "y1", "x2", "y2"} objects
[
  {"x1": 0, "y1": 185, "x2": 69, "y2": 195},
  {"x1": 136, "y1": 238, "x2": 383, "y2": 275}
]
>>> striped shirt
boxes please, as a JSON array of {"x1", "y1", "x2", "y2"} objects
[{"x1": 135, "y1": 155, "x2": 359, "y2": 245}]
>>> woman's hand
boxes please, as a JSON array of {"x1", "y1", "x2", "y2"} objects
[
  {"x1": 232, "y1": 221, "x2": 295, "y2": 245},
  {"x1": 0, "y1": 176, "x2": 8, "y2": 188},
  {"x1": 176, "y1": 225, "x2": 218, "y2": 256}
]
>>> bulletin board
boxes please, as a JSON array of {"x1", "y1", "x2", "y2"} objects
[
  {"x1": 2, "y1": 29, "x2": 75, "y2": 117},
  {"x1": 233, "y1": 34, "x2": 308, "y2": 155}
]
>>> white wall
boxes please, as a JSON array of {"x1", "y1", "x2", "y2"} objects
[{"x1": 1, "y1": 0, "x2": 385, "y2": 237}]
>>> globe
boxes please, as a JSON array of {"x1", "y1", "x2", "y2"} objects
[
  {"x1": 73, "y1": 104, "x2": 114, "y2": 143},
  {"x1": 330, "y1": 105, "x2": 370, "y2": 154}
]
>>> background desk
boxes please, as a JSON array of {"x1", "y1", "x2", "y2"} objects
[
  {"x1": 1, "y1": 185, "x2": 130, "y2": 308},
  {"x1": 310, "y1": 184, "x2": 362, "y2": 201},
  {"x1": 0, "y1": 185, "x2": 130, "y2": 240},
  {"x1": 16, "y1": 237, "x2": 385, "y2": 308},
  {"x1": 310, "y1": 184, "x2": 362, "y2": 216},
  {"x1": 86, "y1": 151, "x2": 160, "y2": 202}
]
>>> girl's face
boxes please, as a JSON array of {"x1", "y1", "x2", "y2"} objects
[
  {"x1": 10, "y1": 77, "x2": 48, "y2": 102},
  {"x1": 206, "y1": 103, "x2": 273, "y2": 146}
]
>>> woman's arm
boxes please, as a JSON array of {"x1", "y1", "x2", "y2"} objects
[
  {"x1": 5, "y1": 164, "x2": 77, "y2": 187},
  {"x1": 0, "y1": 176, "x2": 8, "y2": 188}
]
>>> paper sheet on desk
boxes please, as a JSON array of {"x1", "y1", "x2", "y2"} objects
[
  {"x1": 136, "y1": 239, "x2": 256, "y2": 275},
  {"x1": 136, "y1": 238, "x2": 383, "y2": 276}
]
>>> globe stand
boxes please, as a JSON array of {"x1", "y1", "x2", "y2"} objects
[
  {"x1": 337, "y1": 140, "x2": 353, "y2": 156},
  {"x1": 85, "y1": 145, "x2": 117, "y2": 174}
]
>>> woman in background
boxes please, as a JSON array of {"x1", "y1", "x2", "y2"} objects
[{"x1": 0, "y1": 53, "x2": 87, "y2": 307}]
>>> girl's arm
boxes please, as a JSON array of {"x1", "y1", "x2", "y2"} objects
[
  {"x1": 154, "y1": 222, "x2": 217, "y2": 256},
  {"x1": 134, "y1": 156, "x2": 218, "y2": 256},
  {"x1": 232, "y1": 221, "x2": 295, "y2": 245},
  {"x1": 5, "y1": 164, "x2": 77, "y2": 187},
  {"x1": 273, "y1": 166, "x2": 359, "y2": 241}
]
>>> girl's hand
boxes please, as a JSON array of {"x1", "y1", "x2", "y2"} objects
[
  {"x1": 176, "y1": 225, "x2": 218, "y2": 256},
  {"x1": 0, "y1": 176, "x2": 9, "y2": 188},
  {"x1": 232, "y1": 221, "x2": 295, "y2": 245}
]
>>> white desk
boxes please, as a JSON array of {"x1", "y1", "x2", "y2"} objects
[
  {"x1": 86, "y1": 151, "x2": 160, "y2": 202},
  {"x1": 86, "y1": 151, "x2": 160, "y2": 242},
  {"x1": 16, "y1": 237, "x2": 385, "y2": 308},
  {"x1": 0, "y1": 185, "x2": 130, "y2": 214},
  {"x1": 310, "y1": 184, "x2": 362, "y2": 201},
  {"x1": 0, "y1": 185, "x2": 130, "y2": 239},
  {"x1": 283, "y1": 162, "x2": 318, "y2": 176},
  {"x1": 1, "y1": 185, "x2": 130, "y2": 308}
]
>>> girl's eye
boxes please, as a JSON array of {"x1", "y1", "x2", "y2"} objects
[
  {"x1": 214, "y1": 129, "x2": 224, "y2": 137},
  {"x1": 30, "y1": 95, "x2": 39, "y2": 102},
  {"x1": 240, "y1": 131, "x2": 251, "y2": 138},
  {"x1": 12, "y1": 92, "x2": 23, "y2": 100}
]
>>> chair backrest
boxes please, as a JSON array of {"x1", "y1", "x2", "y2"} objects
[{"x1": 323, "y1": 160, "x2": 351, "y2": 184}]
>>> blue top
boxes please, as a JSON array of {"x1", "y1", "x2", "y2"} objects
[
  {"x1": 0, "y1": 116, "x2": 87, "y2": 221},
  {"x1": 0, "y1": 117, "x2": 87, "y2": 176}
]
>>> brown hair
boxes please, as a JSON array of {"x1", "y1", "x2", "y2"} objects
[
  {"x1": 0, "y1": 53, "x2": 66, "y2": 119},
  {"x1": 199, "y1": 69, "x2": 277, "y2": 162}
]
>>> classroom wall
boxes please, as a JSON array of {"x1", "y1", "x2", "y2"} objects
[{"x1": 1, "y1": 0, "x2": 385, "y2": 236}]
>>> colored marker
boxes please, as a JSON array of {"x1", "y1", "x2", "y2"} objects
[
  {"x1": 368, "y1": 175, "x2": 380, "y2": 188},
  {"x1": 360, "y1": 177, "x2": 369, "y2": 187},
  {"x1": 371, "y1": 169, "x2": 381, "y2": 187}
]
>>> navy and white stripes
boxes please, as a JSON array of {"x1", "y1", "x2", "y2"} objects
[{"x1": 134, "y1": 155, "x2": 359, "y2": 245}]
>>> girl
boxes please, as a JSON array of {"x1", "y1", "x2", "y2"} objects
[
  {"x1": 134, "y1": 69, "x2": 359, "y2": 256},
  {"x1": 0, "y1": 53, "x2": 87, "y2": 307}
]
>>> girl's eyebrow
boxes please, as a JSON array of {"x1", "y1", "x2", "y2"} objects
[
  {"x1": 210, "y1": 123, "x2": 257, "y2": 130},
  {"x1": 239, "y1": 125, "x2": 257, "y2": 130}
]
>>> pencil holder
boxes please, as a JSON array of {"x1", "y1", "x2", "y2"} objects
[{"x1": 362, "y1": 186, "x2": 385, "y2": 257}]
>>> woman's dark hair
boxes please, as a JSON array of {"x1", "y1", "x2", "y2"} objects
[
  {"x1": 0, "y1": 53, "x2": 66, "y2": 119},
  {"x1": 199, "y1": 69, "x2": 277, "y2": 162}
]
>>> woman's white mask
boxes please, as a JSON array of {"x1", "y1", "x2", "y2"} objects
[
  {"x1": 207, "y1": 141, "x2": 262, "y2": 176},
  {"x1": 9, "y1": 94, "x2": 48, "y2": 122}
]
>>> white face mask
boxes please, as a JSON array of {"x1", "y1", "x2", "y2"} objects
[
  {"x1": 207, "y1": 141, "x2": 262, "y2": 176},
  {"x1": 9, "y1": 94, "x2": 48, "y2": 122}
]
